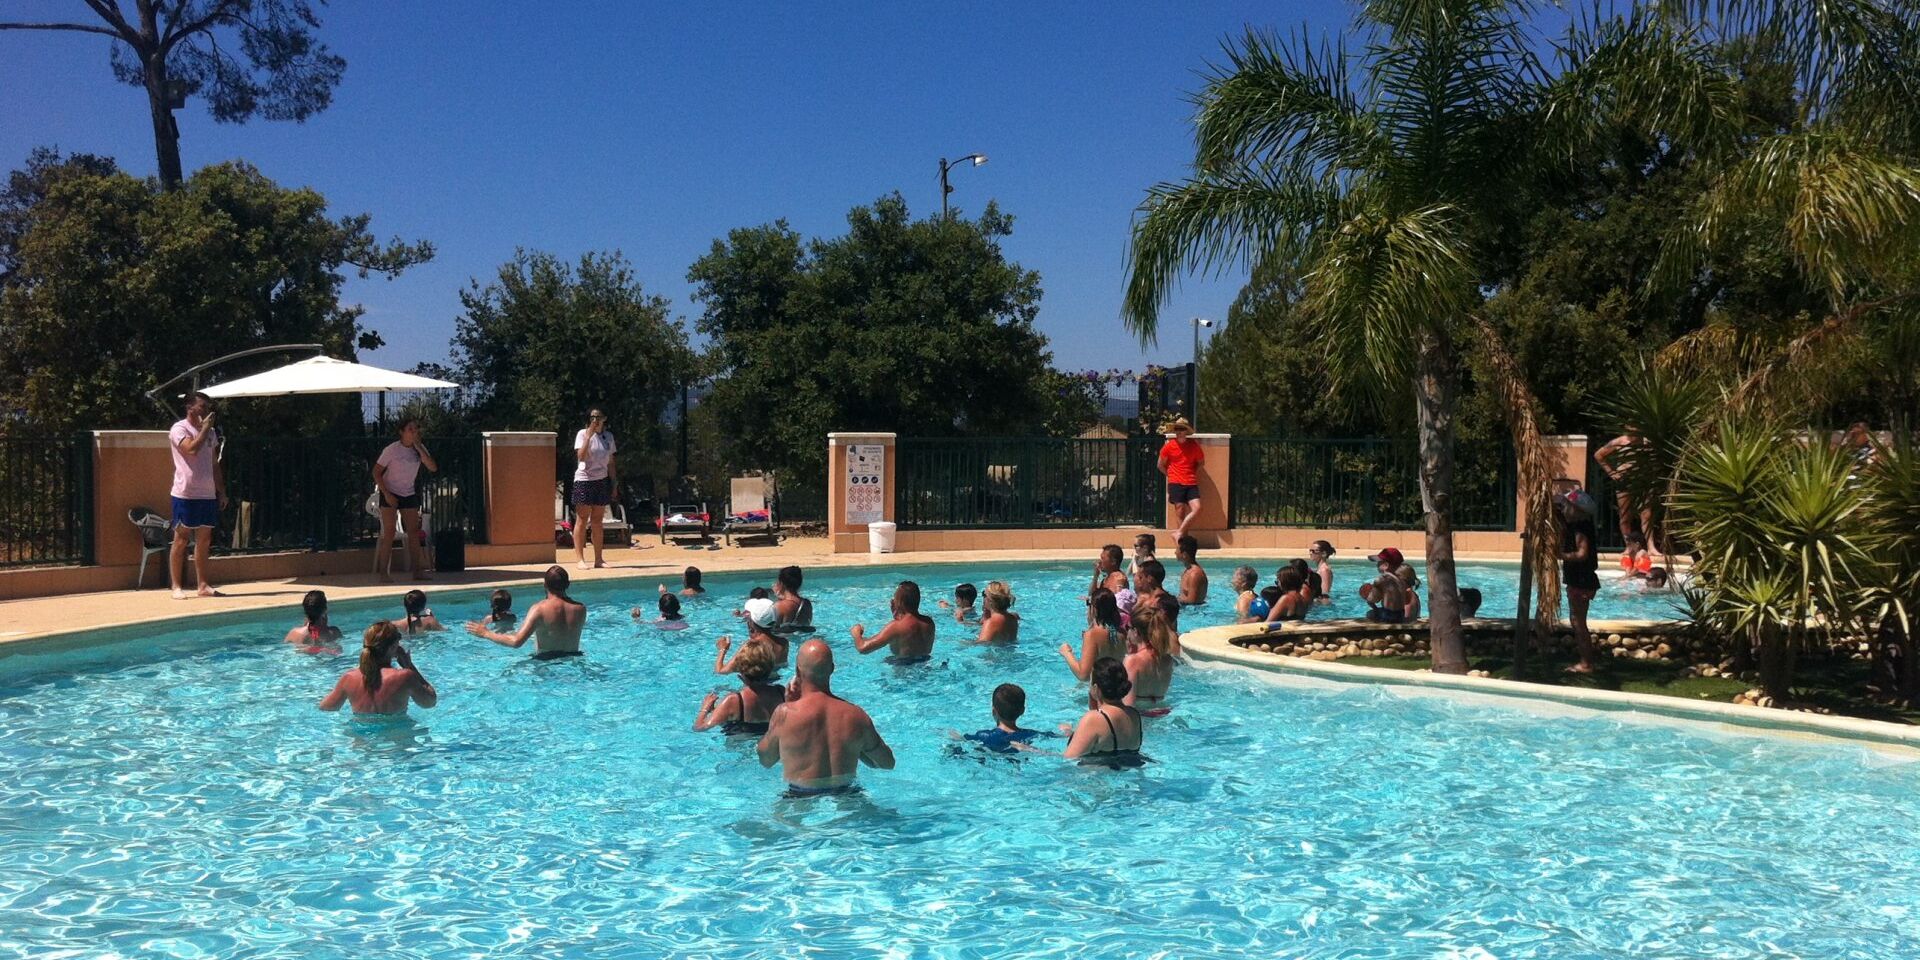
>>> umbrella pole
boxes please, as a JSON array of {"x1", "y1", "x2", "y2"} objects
[{"x1": 378, "y1": 393, "x2": 387, "y2": 431}]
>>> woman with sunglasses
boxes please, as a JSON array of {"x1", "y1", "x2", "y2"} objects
[{"x1": 571, "y1": 408, "x2": 618, "y2": 570}]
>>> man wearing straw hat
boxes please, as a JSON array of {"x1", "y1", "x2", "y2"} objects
[{"x1": 1156, "y1": 416, "x2": 1204, "y2": 540}]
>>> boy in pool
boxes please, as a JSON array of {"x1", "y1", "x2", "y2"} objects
[
  {"x1": 938, "y1": 582, "x2": 979, "y2": 622},
  {"x1": 1175, "y1": 535, "x2": 1208, "y2": 605},
  {"x1": 1458, "y1": 587, "x2": 1483, "y2": 618},
  {"x1": 484, "y1": 589, "x2": 516, "y2": 628},
  {"x1": 960, "y1": 683, "x2": 1044, "y2": 753}
]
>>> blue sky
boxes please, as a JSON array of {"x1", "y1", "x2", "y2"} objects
[{"x1": 2, "y1": 1, "x2": 1350, "y2": 373}]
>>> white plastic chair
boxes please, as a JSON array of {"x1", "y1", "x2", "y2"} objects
[
  {"x1": 365, "y1": 492, "x2": 430, "y2": 576},
  {"x1": 130, "y1": 506, "x2": 194, "y2": 589}
]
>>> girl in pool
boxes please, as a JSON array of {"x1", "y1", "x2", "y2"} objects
[
  {"x1": 652, "y1": 592, "x2": 690, "y2": 630},
  {"x1": 1395, "y1": 564, "x2": 1423, "y2": 620},
  {"x1": 974, "y1": 581, "x2": 1020, "y2": 644},
  {"x1": 1126, "y1": 603, "x2": 1176, "y2": 716},
  {"x1": 1061, "y1": 588, "x2": 1126, "y2": 683},
  {"x1": 484, "y1": 589, "x2": 516, "y2": 628},
  {"x1": 284, "y1": 590, "x2": 343, "y2": 649},
  {"x1": 693, "y1": 636, "x2": 784, "y2": 734},
  {"x1": 391, "y1": 589, "x2": 446, "y2": 635},
  {"x1": 1308, "y1": 540, "x2": 1336, "y2": 600},
  {"x1": 1060, "y1": 658, "x2": 1144, "y2": 764},
  {"x1": 1287, "y1": 559, "x2": 1319, "y2": 604},
  {"x1": 318, "y1": 621, "x2": 437, "y2": 716},
  {"x1": 1126, "y1": 533, "x2": 1157, "y2": 585},
  {"x1": 1230, "y1": 566, "x2": 1259, "y2": 622}
]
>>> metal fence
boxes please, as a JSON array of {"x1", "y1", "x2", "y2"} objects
[
  {"x1": 1229, "y1": 437, "x2": 1516, "y2": 531},
  {"x1": 896, "y1": 438, "x2": 1162, "y2": 528},
  {"x1": 0, "y1": 435, "x2": 94, "y2": 568},
  {"x1": 1583, "y1": 448, "x2": 1626, "y2": 552},
  {"x1": 220, "y1": 436, "x2": 487, "y2": 552}
]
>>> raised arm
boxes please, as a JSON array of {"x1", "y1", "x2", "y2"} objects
[
  {"x1": 396, "y1": 646, "x2": 437, "y2": 708},
  {"x1": 693, "y1": 691, "x2": 739, "y2": 732},
  {"x1": 416, "y1": 441, "x2": 439, "y2": 474},
  {"x1": 317, "y1": 675, "x2": 349, "y2": 712},
  {"x1": 177, "y1": 417, "x2": 216, "y2": 455},
  {"x1": 712, "y1": 636, "x2": 736, "y2": 675},
  {"x1": 851, "y1": 622, "x2": 894, "y2": 655},
  {"x1": 1060, "y1": 627, "x2": 1099, "y2": 681}
]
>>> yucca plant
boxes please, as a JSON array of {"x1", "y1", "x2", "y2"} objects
[
  {"x1": 1857, "y1": 437, "x2": 1920, "y2": 700},
  {"x1": 1595, "y1": 362, "x2": 1719, "y2": 556}
]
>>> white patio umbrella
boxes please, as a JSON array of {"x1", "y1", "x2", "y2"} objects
[{"x1": 200, "y1": 355, "x2": 457, "y2": 398}]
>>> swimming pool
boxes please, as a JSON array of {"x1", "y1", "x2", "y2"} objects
[{"x1": 2, "y1": 560, "x2": 1912, "y2": 959}]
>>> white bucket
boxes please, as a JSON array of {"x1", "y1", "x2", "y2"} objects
[{"x1": 867, "y1": 521, "x2": 897, "y2": 554}]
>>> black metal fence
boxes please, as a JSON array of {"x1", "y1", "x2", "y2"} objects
[
  {"x1": 1584, "y1": 447, "x2": 1626, "y2": 552},
  {"x1": 219, "y1": 436, "x2": 488, "y2": 552},
  {"x1": 1229, "y1": 437, "x2": 1516, "y2": 531},
  {"x1": 0, "y1": 435, "x2": 94, "y2": 568},
  {"x1": 896, "y1": 438, "x2": 1162, "y2": 528}
]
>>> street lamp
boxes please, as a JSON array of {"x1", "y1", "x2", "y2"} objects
[
  {"x1": 1192, "y1": 317, "x2": 1214, "y2": 429},
  {"x1": 939, "y1": 153, "x2": 988, "y2": 219}
]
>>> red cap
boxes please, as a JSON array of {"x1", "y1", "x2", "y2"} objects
[{"x1": 1368, "y1": 547, "x2": 1405, "y2": 567}]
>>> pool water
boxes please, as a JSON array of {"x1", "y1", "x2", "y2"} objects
[{"x1": 2, "y1": 560, "x2": 1913, "y2": 959}]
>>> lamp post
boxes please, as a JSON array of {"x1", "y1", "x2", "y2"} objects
[
  {"x1": 1192, "y1": 317, "x2": 1213, "y2": 428},
  {"x1": 939, "y1": 153, "x2": 988, "y2": 219}
]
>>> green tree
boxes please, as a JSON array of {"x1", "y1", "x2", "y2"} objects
[
  {"x1": 0, "y1": 158, "x2": 429, "y2": 434},
  {"x1": 1, "y1": 148, "x2": 120, "y2": 281},
  {"x1": 0, "y1": 1, "x2": 346, "y2": 190},
  {"x1": 448, "y1": 250, "x2": 694, "y2": 483},
  {"x1": 689, "y1": 194, "x2": 1056, "y2": 483}
]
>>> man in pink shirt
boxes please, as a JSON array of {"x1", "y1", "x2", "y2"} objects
[
  {"x1": 168, "y1": 393, "x2": 227, "y2": 599},
  {"x1": 1156, "y1": 417, "x2": 1204, "y2": 540}
]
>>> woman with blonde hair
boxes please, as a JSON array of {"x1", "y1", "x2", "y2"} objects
[
  {"x1": 694, "y1": 637, "x2": 786, "y2": 735},
  {"x1": 1126, "y1": 603, "x2": 1177, "y2": 716},
  {"x1": 318, "y1": 622, "x2": 437, "y2": 715},
  {"x1": 974, "y1": 580, "x2": 1020, "y2": 644}
]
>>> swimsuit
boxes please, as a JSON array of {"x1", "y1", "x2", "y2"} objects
[
  {"x1": 718, "y1": 691, "x2": 771, "y2": 736},
  {"x1": 531, "y1": 649, "x2": 584, "y2": 661},
  {"x1": 784, "y1": 783, "x2": 862, "y2": 798},
  {"x1": 1133, "y1": 694, "x2": 1172, "y2": 718}
]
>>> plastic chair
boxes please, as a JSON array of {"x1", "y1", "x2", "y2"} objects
[
  {"x1": 365, "y1": 492, "x2": 430, "y2": 576},
  {"x1": 130, "y1": 506, "x2": 192, "y2": 589}
]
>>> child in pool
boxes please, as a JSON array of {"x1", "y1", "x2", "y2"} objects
[
  {"x1": 484, "y1": 589, "x2": 516, "y2": 628},
  {"x1": 938, "y1": 582, "x2": 979, "y2": 622},
  {"x1": 391, "y1": 589, "x2": 446, "y2": 635},
  {"x1": 666, "y1": 566, "x2": 706, "y2": 597},
  {"x1": 959, "y1": 683, "x2": 1045, "y2": 753},
  {"x1": 651, "y1": 592, "x2": 690, "y2": 630},
  {"x1": 1126, "y1": 533, "x2": 1157, "y2": 584},
  {"x1": 1458, "y1": 587, "x2": 1483, "y2": 618},
  {"x1": 285, "y1": 590, "x2": 343, "y2": 650},
  {"x1": 1230, "y1": 566, "x2": 1259, "y2": 622}
]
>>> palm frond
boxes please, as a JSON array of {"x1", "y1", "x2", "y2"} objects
[
  {"x1": 1540, "y1": 7, "x2": 1743, "y2": 164},
  {"x1": 1196, "y1": 28, "x2": 1393, "y2": 178},
  {"x1": 1469, "y1": 313, "x2": 1562, "y2": 627},
  {"x1": 1122, "y1": 163, "x2": 1341, "y2": 341}
]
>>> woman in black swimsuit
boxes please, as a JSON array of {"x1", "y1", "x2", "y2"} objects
[
  {"x1": 693, "y1": 636, "x2": 786, "y2": 735},
  {"x1": 1064, "y1": 658, "x2": 1144, "y2": 766}
]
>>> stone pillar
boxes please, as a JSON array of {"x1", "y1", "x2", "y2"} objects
[
  {"x1": 93, "y1": 430, "x2": 174, "y2": 568},
  {"x1": 483, "y1": 432, "x2": 559, "y2": 555},
  {"x1": 828, "y1": 433, "x2": 895, "y2": 554},
  {"x1": 1517, "y1": 435, "x2": 1589, "y2": 529},
  {"x1": 1162, "y1": 432, "x2": 1231, "y2": 546}
]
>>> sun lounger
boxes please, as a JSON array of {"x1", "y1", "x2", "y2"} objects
[
  {"x1": 657, "y1": 502, "x2": 711, "y2": 544},
  {"x1": 723, "y1": 476, "x2": 783, "y2": 545}
]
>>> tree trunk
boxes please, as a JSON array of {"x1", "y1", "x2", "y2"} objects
[
  {"x1": 1416, "y1": 328, "x2": 1466, "y2": 674},
  {"x1": 143, "y1": 53, "x2": 184, "y2": 191},
  {"x1": 1758, "y1": 629, "x2": 1796, "y2": 701}
]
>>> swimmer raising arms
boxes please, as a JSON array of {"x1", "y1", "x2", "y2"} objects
[
  {"x1": 465, "y1": 566, "x2": 588, "y2": 659},
  {"x1": 851, "y1": 581, "x2": 935, "y2": 661}
]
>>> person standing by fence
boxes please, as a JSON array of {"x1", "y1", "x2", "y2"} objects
[
  {"x1": 571, "y1": 408, "x2": 617, "y2": 570},
  {"x1": 1156, "y1": 417, "x2": 1204, "y2": 540},
  {"x1": 375, "y1": 417, "x2": 438, "y2": 583},
  {"x1": 168, "y1": 392, "x2": 226, "y2": 599}
]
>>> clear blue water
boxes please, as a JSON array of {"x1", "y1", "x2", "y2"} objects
[{"x1": 2, "y1": 559, "x2": 1913, "y2": 959}]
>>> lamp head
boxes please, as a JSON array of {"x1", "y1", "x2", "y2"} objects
[{"x1": 971, "y1": 154, "x2": 988, "y2": 167}]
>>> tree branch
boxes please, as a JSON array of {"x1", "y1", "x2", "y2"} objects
[
  {"x1": 79, "y1": 0, "x2": 141, "y2": 42},
  {"x1": 161, "y1": 0, "x2": 241, "y2": 52},
  {"x1": 0, "y1": 21, "x2": 124, "y2": 38}
]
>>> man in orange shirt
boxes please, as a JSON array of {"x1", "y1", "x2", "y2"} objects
[{"x1": 1156, "y1": 417, "x2": 1204, "y2": 540}]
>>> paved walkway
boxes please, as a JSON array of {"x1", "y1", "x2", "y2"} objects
[{"x1": 0, "y1": 538, "x2": 1527, "y2": 645}]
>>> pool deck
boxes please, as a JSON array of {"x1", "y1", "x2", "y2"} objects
[{"x1": 0, "y1": 540, "x2": 1534, "y2": 645}]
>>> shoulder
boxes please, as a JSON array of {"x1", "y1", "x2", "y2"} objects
[
  {"x1": 169, "y1": 419, "x2": 190, "y2": 439},
  {"x1": 574, "y1": 429, "x2": 590, "y2": 444},
  {"x1": 377, "y1": 441, "x2": 402, "y2": 459}
]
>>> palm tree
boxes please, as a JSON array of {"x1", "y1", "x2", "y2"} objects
[{"x1": 1122, "y1": 0, "x2": 1648, "y2": 671}]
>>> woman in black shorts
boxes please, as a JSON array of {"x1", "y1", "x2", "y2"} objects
[{"x1": 571, "y1": 408, "x2": 618, "y2": 570}]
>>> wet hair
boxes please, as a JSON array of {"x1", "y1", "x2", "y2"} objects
[
  {"x1": 992, "y1": 683, "x2": 1027, "y2": 725},
  {"x1": 1100, "y1": 544, "x2": 1124, "y2": 568},
  {"x1": 895, "y1": 580, "x2": 922, "y2": 613},
  {"x1": 1310, "y1": 539, "x2": 1335, "y2": 557},
  {"x1": 544, "y1": 565, "x2": 573, "y2": 601},
  {"x1": 1176, "y1": 535, "x2": 1198, "y2": 557},
  {"x1": 1458, "y1": 587, "x2": 1483, "y2": 617},
  {"x1": 1625, "y1": 533, "x2": 1646, "y2": 548},
  {"x1": 955, "y1": 582, "x2": 978, "y2": 606},
  {"x1": 1135, "y1": 559, "x2": 1166, "y2": 590},
  {"x1": 1647, "y1": 567, "x2": 1670, "y2": 587},
  {"x1": 1231, "y1": 565, "x2": 1257, "y2": 592},
  {"x1": 490, "y1": 589, "x2": 512, "y2": 618},
  {"x1": 684, "y1": 566, "x2": 703, "y2": 588},
  {"x1": 983, "y1": 581, "x2": 1013, "y2": 613},
  {"x1": 1088, "y1": 588, "x2": 1123, "y2": 633},
  {"x1": 777, "y1": 565, "x2": 803, "y2": 593},
  {"x1": 1091, "y1": 657, "x2": 1133, "y2": 704},
  {"x1": 403, "y1": 589, "x2": 429, "y2": 632},
  {"x1": 1134, "y1": 533, "x2": 1157, "y2": 554},
  {"x1": 1305, "y1": 570, "x2": 1323, "y2": 597},
  {"x1": 1133, "y1": 604, "x2": 1176, "y2": 659},
  {"x1": 730, "y1": 638, "x2": 778, "y2": 682},
  {"x1": 302, "y1": 590, "x2": 328, "y2": 626},
  {"x1": 748, "y1": 586, "x2": 771, "y2": 601},
  {"x1": 658, "y1": 593, "x2": 682, "y2": 619},
  {"x1": 360, "y1": 621, "x2": 401, "y2": 692},
  {"x1": 1278, "y1": 568, "x2": 1306, "y2": 593},
  {"x1": 1395, "y1": 564, "x2": 1419, "y2": 589},
  {"x1": 1260, "y1": 585, "x2": 1285, "y2": 605}
]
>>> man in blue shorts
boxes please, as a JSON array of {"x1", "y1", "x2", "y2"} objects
[{"x1": 168, "y1": 393, "x2": 226, "y2": 599}]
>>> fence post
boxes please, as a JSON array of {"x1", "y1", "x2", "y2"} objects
[
  {"x1": 91, "y1": 431, "x2": 173, "y2": 570},
  {"x1": 480, "y1": 432, "x2": 560, "y2": 560},
  {"x1": 76, "y1": 432, "x2": 95, "y2": 565},
  {"x1": 828, "y1": 433, "x2": 895, "y2": 553}
]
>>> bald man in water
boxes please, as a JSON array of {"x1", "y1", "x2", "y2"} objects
[{"x1": 757, "y1": 639, "x2": 894, "y2": 796}]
